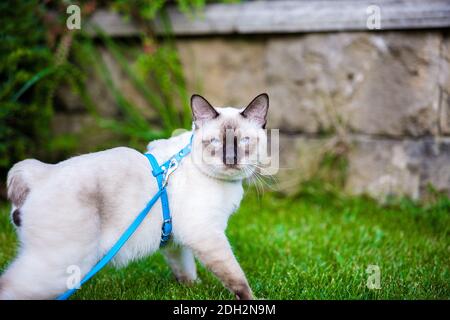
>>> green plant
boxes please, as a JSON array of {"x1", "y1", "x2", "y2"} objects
[
  {"x1": 0, "y1": 0, "x2": 79, "y2": 190},
  {"x1": 0, "y1": 0, "x2": 227, "y2": 194},
  {"x1": 73, "y1": 2, "x2": 203, "y2": 150}
]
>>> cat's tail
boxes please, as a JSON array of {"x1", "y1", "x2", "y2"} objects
[{"x1": 7, "y1": 159, "x2": 51, "y2": 209}]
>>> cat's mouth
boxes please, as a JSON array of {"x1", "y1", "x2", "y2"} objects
[
  {"x1": 199, "y1": 163, "x2": 244, "y2": 180},
  {"x1": 224, "y1": 164, "x2": 240, "y2": 170},
  {"x1": 224, "y1": 162, "x2": 251, "y2": 172},
  {"x1": 220, "y1": 163, "x2": 254, "y2": 178}
]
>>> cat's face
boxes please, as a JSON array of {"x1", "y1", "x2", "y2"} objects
[{"x1": 191, "y1": 94, "x2": 269, "y2": 181}]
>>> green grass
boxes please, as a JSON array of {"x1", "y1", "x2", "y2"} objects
[{"x1": 0, "y1": 188, "x2": 449, "y2": 300}]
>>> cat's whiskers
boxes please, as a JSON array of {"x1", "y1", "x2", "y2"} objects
[
  {"x1": 242, "y1": 166, "x2": 261, "y2": 197},
  {"x1": 245, "y1": 164, "x2": 279, "y2": 192},
  {"x1": 242, "y1": 165, "x2": 273, "y2": 198}
]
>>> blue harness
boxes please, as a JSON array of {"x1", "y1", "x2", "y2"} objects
[{"x1": 57, "y1": 136, "x2": 193, "y2": 300}]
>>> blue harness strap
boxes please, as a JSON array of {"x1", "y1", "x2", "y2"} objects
[
  {"x1": 145, "y1": 153, "x2": 172, "y2": 246},
  {"x1": 56, "y1": 135, "x2": 193, "y2": 300}
]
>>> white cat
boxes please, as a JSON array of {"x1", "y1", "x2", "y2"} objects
[{"x1": 0, "y1": 93, "x2": 269, "y2": 300}]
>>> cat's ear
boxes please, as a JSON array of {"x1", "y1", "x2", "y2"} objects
[
  {"x1": 191, "y1": 94, "x2": 219, "y2": 128},
  {"x1": 241, "y1": 93, "x2": 269, "y2": 128}
]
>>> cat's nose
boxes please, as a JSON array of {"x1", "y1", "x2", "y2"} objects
[
  {"x1": 223, "y1": 145, "x2": 237, "y2": 165},
  {"x1": 223, "y1": 134, "x2": 237, "y2": 166},
  {"x1": 224, "y1": 153, "x2": 237, "y2": 166}
]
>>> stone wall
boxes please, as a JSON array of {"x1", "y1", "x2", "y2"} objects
[
  {"x1": 54, "y1": 29, "x2": 450, "y2": 200},
  {"x1": 176, "y1": 31, "x2": 450, "y2": 199}
]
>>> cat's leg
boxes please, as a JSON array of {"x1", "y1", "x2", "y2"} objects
[
  {"x1": 187, "y1": 232, "x2": 253, "y2": 300},
  {"x1": 162, "y1": 244, "x2": 198, "y2": 284}
]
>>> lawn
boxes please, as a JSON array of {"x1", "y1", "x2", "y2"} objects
[{"x1": 0, "y1": 187, "x2": 449, "y2": 300}]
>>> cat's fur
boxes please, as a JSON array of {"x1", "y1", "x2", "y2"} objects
[{"x1": 0, "y1": 93, "x2": 269, "y2": 300}]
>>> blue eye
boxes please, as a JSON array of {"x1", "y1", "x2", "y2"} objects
[
  {"x1": 210, "y1": 137, "x2": 221, "y2": 146},
  {"x1": 240, "y1": 137, "x2": 250, "y2": 145}
]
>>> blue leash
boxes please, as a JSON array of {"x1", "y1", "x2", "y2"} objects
[{"x1": 57, "y1": 136, "x2": 193, "y2": 300}]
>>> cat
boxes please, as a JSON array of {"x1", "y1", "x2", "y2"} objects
[{"x1": 0, "y1": 93, "x2": 269, "y2": 300}]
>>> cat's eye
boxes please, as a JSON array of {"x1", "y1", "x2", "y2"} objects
[
  {"x1": 210, "y1": 137, "x2": 221, "y2": 146},
  {"x1": 240, "y1": 137, "x2": 250, "y2": 145}
]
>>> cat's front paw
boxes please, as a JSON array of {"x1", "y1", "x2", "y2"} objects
[
  {"x1": 234, "y1": 284, "x2": 253, "y2": 300},
  {"x1": 175, "y1": 275, "x2": 200, "y2": 286}
]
